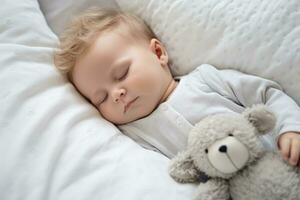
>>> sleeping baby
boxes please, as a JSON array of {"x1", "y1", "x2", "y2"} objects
[{"x1": 54, "y1": 7, "x2": 300, "y2": 167}]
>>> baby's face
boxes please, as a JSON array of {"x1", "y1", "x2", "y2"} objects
[{"x1": 72, "y1": 30, "x2": 174, "y2": 125}]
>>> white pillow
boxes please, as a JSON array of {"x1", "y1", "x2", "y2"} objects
[
  {"x1": 0, "y1": 0, "x2": 196, "y2": 199},
  {"x1": 38, "y1": 0, "x2": 119, "y2": 35},
  {"x1": 116, "y1": 0, "x2": 300, "y2": 105}
]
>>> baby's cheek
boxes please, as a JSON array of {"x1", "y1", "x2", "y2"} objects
[{"x1": 99, "y1": 104, "x2": 119, "y2": 122}]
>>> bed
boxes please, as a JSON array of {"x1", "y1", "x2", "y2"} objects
[{"x1": 0, "y1": 0, "x2": 299, "y2": 199}]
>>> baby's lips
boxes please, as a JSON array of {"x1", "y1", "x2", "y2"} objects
[
  {"x1": 124, "y1": 96, "x2": 139, "y2": 113},
  {"x1": 123, "y1": 96, "x2": 138, "y2": 113}
]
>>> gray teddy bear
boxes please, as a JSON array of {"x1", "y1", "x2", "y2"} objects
[{"x1": 169, "y1": 105, "x2": 300, "y2": 200}]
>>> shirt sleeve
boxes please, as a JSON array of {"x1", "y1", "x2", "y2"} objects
[{"x1": 201, "y1": 65, "x2": 300, "y2": 147}]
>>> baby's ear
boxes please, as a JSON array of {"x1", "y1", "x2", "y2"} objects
[
  {"x1": 149, "y1": 38, "x2": 169, "y2": 66},
  {"x1": 242, "y1": 104, "x2": 276, "y2": 135},
  {"x1": 168, "y1": 151, "x2": 199, "y2": 183}
]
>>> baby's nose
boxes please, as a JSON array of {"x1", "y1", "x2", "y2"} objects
[{"x1": 113, "y1": 88, "x2": 126, "y2": 103}]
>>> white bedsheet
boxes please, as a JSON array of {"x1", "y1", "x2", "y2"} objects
[{"x1": 0, "y1": 0, "x2": 195, "y2": 199}]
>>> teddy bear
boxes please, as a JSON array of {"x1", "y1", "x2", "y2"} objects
[{"x1": 169, "y1": 105, "x2": 300, "y2": 200}]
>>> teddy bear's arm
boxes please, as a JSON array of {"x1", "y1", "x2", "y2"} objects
[
  {"x1": 169, "y1": 151, "x2": 199, "y2": 183},
  {"x1": 194, "y1": 178, "x2": 230, "y2": 200}
]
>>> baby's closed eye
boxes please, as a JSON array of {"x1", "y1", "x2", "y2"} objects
[
  {"x1": 95, "y1": 92, "x2": 108, "y2": 107},
  {"x1": 116, "y1": 65, "x2": 129, "y2": 81}
]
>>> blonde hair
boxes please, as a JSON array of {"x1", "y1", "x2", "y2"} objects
[{"x1": 54, "y1": 7, "x2": 157, "y2": 76}]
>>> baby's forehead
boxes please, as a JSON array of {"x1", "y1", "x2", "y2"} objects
[
  {"x1": 72, "y1": 32, "x2": 133, "y2": 79},
  {"x1": 87, "y1": 26, "x2": 147, "y2": 55}
]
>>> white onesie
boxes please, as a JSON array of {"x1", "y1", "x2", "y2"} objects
[{"x1": 119, "y1": 64, "x2": 300, "y2": 158}]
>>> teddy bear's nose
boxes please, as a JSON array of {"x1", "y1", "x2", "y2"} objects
[{"x1": 219, "y1": 145, "x2": 227, "y2": 153}]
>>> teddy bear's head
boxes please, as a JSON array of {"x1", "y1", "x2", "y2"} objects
[{"x1": 169, "y1": 105, "x2": 276, "y2": 181}]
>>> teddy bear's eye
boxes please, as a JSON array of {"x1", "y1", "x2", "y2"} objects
[
  {"x1": 228, "y1": 133, "x2": 233, "y2": 136},
  {"x1": 205, "y1": 149, "x2": 208, "y2": 154}
]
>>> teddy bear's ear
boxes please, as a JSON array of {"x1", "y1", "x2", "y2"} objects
[
  {"x1": 168, "y1": 151, "x2": 199, "y2": 183},
  {"x1": 242, "y1": 104, "x2": 276, "y2": 135}
]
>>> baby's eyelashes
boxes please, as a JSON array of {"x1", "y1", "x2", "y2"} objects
[
  {"x1": 116, "y1": 66, "x2": 129, "y2": 81},
  {"x1": 95, "y1": 93, "x2": 108, "y2": 106}
]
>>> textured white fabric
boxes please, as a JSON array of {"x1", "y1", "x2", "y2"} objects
[
  {"x1": 120, "y1": 65, "x2": 300, "y2": 158},
  {"x1": 116, "y1": 0, "x2": 300, "y2": 105},
  {"x1": 38, "y1": 0, "x2": 119, "y2": 35},
  {"x1": 120, "y1": 103, "x2": 193, "y2": 158},
  {"x1": 0, "y1": 0, "x2": 196, "y2": 199}
]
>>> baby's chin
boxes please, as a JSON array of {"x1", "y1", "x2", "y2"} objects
[
  {"x1": 114, "y1": 106, "x2": 156, "y2": 125},
  {"x1": 112, "y1": 117, "x2": 136, "y2": 126}
]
